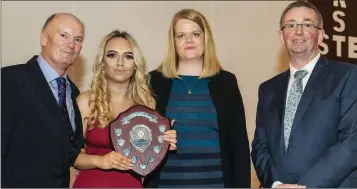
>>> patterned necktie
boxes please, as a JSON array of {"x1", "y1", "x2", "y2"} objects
[
  {"x1": 283, "y1": 70, "x2": 308, "y2": 149},
  {"x1": 56, "y1": 77, "x2": 75, "y2": 140}
]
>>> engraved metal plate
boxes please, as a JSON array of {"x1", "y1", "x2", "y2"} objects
[
  {"x1": 117, "y1": 139, "x2": 125, "y2": 146},
  {"x1": 159, "y1": 125, "x2": 166, "y2": 133},
  {"x1": 157, "y1": 135, "x2": 164, "y2": 143},
  {"x1": 131, "y1": 156, "x2": 137, "y2": 164},
  {"x1": 140, "y1": 162, "x2": 147, "y2": 170},
  {"x1": 129, "y1": 124, "x2": 152, "y2": 153},
  {"x1": 154, "y1": 145, "x2": 161, "y2": 154},
  {"x1": 123, "y1": 148, "x2": 130, "y2": 156},
  {"x1": 115, "y1": 128, "x2": 122, "y2": 136},
  {"x1": 148, "y1": 155, "x2": 155, "y2": 163}
]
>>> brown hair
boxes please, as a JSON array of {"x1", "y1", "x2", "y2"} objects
[{"x1": 280, "y1": 0, "x2": 323, "y2": 29}]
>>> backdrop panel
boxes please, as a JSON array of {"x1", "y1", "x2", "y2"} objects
[{"x1": 310, "y1": 0, "x2": 357, "y2": 64}]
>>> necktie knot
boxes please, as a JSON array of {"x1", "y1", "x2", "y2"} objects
[
  {"x1": 294, "y1": 70, "x2": 308, "y2": 80},
  {"x1": 56, "y1": 77, "x2": 67, "y2": 95},
  {"x1": 56, "y1": 77, "x2": 67, "y2": 106},
  {"x1": 56, "y1": 77, "x2": 66, "y2": 88}
]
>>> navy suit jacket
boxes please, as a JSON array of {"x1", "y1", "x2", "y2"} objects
[
  {"x1": 251, "y1": 56, "x2": 357, "y2": 188},
  {"x1": 1, "y1": 56, "x2": 84, "y2": 187}
]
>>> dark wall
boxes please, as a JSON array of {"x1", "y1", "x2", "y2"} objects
[{"x1": 309, "y1": 0, "x2": 357, "y2": 64}]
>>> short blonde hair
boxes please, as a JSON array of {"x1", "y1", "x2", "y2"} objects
[
  {"x1": 158, "y1": 8, "x2": 222, "y2": 78},
  {"x1": 88, "y1": 30, "x2": 155, "y2": 128}
]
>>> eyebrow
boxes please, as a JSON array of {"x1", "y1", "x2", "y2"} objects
[
  {"x1": 175, "y1": 30, "x2": 202, "y2": 34},
  {"x1": 67, "y1": 32, "x2": 84, "y2": 39},
  {"x1": 106, "y1": 50, "x2": 134, "y2": 55},
  {"x1": 57, "y1": 29, "x2": 84, "y2": 39}
]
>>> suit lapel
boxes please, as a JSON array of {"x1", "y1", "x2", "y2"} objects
[
  {"x1": 26, "y1": 56, "x2": 63, "y2": 125},
  {"x1": 271, "y1": 71, "x2": 290, "y2": 156},
  {"x1": 289, "y1": 56, "x2": 331, "y2": 143},
  {"x1": 274, "y1": 71, "x2": 290, "y2": 125}
]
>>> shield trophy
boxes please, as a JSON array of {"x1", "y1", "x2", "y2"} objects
[{"x1": 110, "y1": 104, "x2": 170, "y2": 177}]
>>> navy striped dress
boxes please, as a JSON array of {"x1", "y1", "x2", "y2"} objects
[{"x1": 158, "y1": 75, "x2": 224, "y2": 188}]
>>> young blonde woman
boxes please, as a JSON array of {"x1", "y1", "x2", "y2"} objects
[{"x1": 71, "y1": 30, "x2": 177, "y2": 188}]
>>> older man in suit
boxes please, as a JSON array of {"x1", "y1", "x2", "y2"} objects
[
  {"x1": 1, "y1": 13, "x2": 85, "y2": 187},
  {"x1": 252, "y1": 0, "x2": 357, "y2": 188}
]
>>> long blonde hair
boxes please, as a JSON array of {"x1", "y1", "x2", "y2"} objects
[
  {"x1": 87, "y1": 30, "x2": 155, "y2": 128},
  {"x1": 158, "y1": 8, "x2": 222, "y2": 78}
]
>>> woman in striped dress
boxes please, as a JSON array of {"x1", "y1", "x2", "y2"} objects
[{"x1": 145, "y1": 8, "x2": 251, "y2": 188}]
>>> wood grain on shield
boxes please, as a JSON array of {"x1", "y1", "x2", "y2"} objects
[{"x1": 110, "y1": 105, "x2": 170, "y2": 177}]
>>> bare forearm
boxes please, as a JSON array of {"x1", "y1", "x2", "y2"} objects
[{"x1": 73, "y1": 151, "x2": 102, "y2": 170}]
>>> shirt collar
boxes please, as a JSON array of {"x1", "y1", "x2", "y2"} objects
[
  {"x1": 289, "y1": 53, "x2": 320, "y2": 77},
  {"x1": 37, "y1": 55, "x2": 69, "y2": 84}
]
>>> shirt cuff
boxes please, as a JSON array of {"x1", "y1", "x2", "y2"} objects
[{"x1": 272, "y1": 181, "x2": 283, "y2": 188}]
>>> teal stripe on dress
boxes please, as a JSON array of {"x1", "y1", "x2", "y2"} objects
[
  {"x1": 161, "y1": 165, "x2": 222, "y2": 172},
  {"x1": 175, "y1": 126, "x2": 218, "y2": 133},
  {"x1": 178, "y1": 139, "x2": 221, "y2": 147},
  {"x1": 159, "y1": 177, "x2": 224, "y2": 186},
  {"x1": 169, "y1": 93, "x2": 212, "y2": 101},
  {"x1": 176, "y1": 132, "x2": 218, "y2": 139},
  {"x1": 175, "y1": 119, "x2": 218, "y2": 127},
  {"x1": 159, "y1": 184, "x2": 224, "y2": 188},
  {"x1": 160, "y1": 171, "x2": 223, "y2": 179},
  {"x1": 164, "y1": 158, "x2": 222, "y2": 166},
  {"x1": 168, "y1": 152, "x2": 221, "y2": 159},
  {"x1": 166, "y1": 112, "x2": 218, "y2": 120},
  {"x1": 175, "y1": 147, "x2": 221, "y2": 153},
  {"x1": 168, "y1": 100, "x2": 214, "y2": 107},
  {"x1": 167, "y1": 106, "x2": 216, "y2": 112}
]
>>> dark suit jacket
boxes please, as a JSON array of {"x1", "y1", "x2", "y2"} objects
[
  {"x1": 1, "y1": 56, "x2": 84, "y2": 187},
  {"x1": 251, "y1": 56, "x2": 357, "y2": 188},
  {"x1": 144, "y1": 70, "x2": 251, "y2": 188}
]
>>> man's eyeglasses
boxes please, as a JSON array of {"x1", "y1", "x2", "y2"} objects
[{"x1": 281, "y1": 22, "x2": 322, "y2": 31}]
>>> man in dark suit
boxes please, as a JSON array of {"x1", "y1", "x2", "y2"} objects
[
  {"x1": 251, "y1": 0, "x2": 357, "y2": 188},
  {"x1": 1, "y1": 13, "x2": 85, "y2": 187}
]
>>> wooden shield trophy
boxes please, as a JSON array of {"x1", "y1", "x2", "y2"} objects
[{"x1": 110, "y1": 104, "x2": 170, "y2": 177}]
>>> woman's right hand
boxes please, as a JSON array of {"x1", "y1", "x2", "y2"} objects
[{"x1": 96, "y1": 151, "x2": 133, "y2": 170}]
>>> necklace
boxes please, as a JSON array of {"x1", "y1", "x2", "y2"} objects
[
  {"x1": 109, "y1": 85, "x2": 128, "y2": 91},
  {"x1": 181, "y1": 77, "x2": 199, "y2": 95}
]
